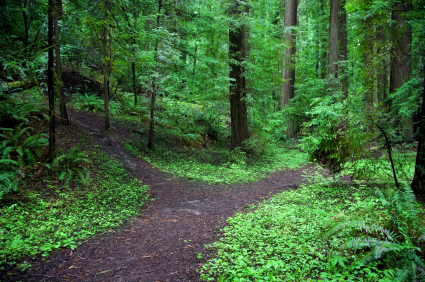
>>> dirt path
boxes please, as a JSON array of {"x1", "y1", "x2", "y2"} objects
[{"x1": 4, "y1": 110, "x2": 318, "y2": 282}]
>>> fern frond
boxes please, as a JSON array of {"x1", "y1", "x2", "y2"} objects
[
  {"x1": 24, "y1": 149, "x2": 35, "y2": 165},
  {"x1": 52, "y1": 154, "x2": 68, "y2": 169},
  {"x1": 18, "y1": 126, "x2": 32, "y2": 137},
  {"x1": 1, "y1": 146, "x2": 14, "y2": 158},
  {"x1": 0, "y1": 159, "x2": 19, "y2": 166},
  {"x1": 16, "y1": 148, "x2": 24, "y2": 157}
]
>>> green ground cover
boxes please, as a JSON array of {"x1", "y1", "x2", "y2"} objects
[
  {"x1": 0, "y1": 151, "x2": 149, "y2": 269},
  {"x1": 122, "y1": 138, "x2": 309, "y2": 184},
  {"x1": 200, "y1": 176, "x2": 425, "y2": 281}
]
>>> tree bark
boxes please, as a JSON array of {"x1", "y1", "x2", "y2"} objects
[
  {"x1": 279, "y1": 0, "x2": 297, "y2": 139},
  {"x1": 132, "y1": 0, "x2": 138, "y2": 105},
  {"x1": 48, "y1": 0, "x2": 55, "y2": 160},
  {"x1": 147, "y1": 0, "x2": 162, "y2": 150},
  {"x1": 103, "y1": 0, "x2": 110, "y2": 131},
  {"x1": 329, "y1": 0, "x2": 338, "y2": 77},
  {"x1": 411, "y1": 59, "x2": 425, "y2": 196},
  {"x1": 229, "y1": 0, "x2": 249, "y2": 150},
  {"x1": 376, "y1": 28, "x2": 389, "y2": 111},
  {"x1": 390, "y1": 0, "x2": 412, "y2": 139},
  {"x1": 319, "y1": 1, "x2": 327, "y2": 79},
  {"x1": 132, "y1": 61, "x2": 137, "y2": 105},
  {"x1": 54, "y1": 0, "x2": 69, "y2": 125},
  {"x1": 338, "y1": 0, "x2": 348, "y2": 98}
]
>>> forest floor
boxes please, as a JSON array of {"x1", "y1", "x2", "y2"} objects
[{"x1": 2, "y1": 110, "x2": 332, "y2": 282}]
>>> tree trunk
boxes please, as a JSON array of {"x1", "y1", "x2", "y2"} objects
[
  {"x1": 411, "y1": 56, "x2": 425, "y2": 196},
  {"x1": 48, "y1": 0, "x2": 55, "y2": 160},
  {"x1": 132, "y1": 1, "x2": 138, "y2": 106},
  {"x1": 147, "y1": 0, "x2": 162, "y2": 150},
  {"x1": 229, "y1": 0, "x2": 249, "y2": 150},
  {"x1": 279, "y1": 0, "x2": 297, "y2": 139},
  {"x1": 376, "y1": 28, "x2": 389, "y2": 111},
  {"x1": 319, "y1": 1, "x2": 327, "y2": 79},
  {"x1": 338, "y1": 0, "x2": 348, "y2": 98},
  {"x1": 54, "y1": 0, "x2": 69, "y2": 125},
  {"x1": 390, "y1": 0, "x2": 412, "y2": 139},
  {"x1": 329, "y1": 0, "x2": 338, "y2": 77},
  {"x1": 103, "y1": 0, "x2": 110, "y2": 131},
  {"x1": 192, "y1": 43, "x2": 197, "y2": 78},
  {"x1": 132, "y1": 61, "x2": 137, "y2": 105}
]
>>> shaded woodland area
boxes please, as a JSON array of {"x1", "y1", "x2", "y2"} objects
[{"x1": 1, "y1": 0, "x2": 425, "y2": 281}]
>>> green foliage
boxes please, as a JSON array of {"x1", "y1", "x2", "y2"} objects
[
  {"x1": 343, "y1": 148, "x2": 416, "y2": 183},
  {"x1": 73, "y1": 93, "x2": 104, "y2": 113},
  {"x1": 324, "y1": 186, "x2": 425, "y2": 281},
  {"x1": 123, "y1": 137, "x2": 308, "y2": 185},
  {"x1": 0, "y1": 170, "x2": 19, "y2": 194},
  {"x1": 301, "y1": 94, "x2": 372, "y2": 174},
  {"x1": 0, "y1": 151, "x2": 149, "y2": 267},
  {"x1": 0, "y1": 124, "x2": 47, "y2": 169},
  {"x1": 0, "y1": 124, "x2": 47, "y2": 194},
  {"x1": 45, "y1": 147, "x2": 91, "y2": 184},
  {"x1": 0, "y1": 92, "x2": 44, "y2": 124},
  {"x1": 201, "y1": 177, "x2": 396, "y2": 281}
]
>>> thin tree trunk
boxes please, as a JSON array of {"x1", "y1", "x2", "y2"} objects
[
  {"x1": 192, "y1": 44, "x2": 197, "y2": 78},
  {"x1": 365, "y1": 37, "x2": 374, "y2": 110},
  {"x1": 376, "y1": 27, "x2": 388, "y2": 110},
  {"x1": 338, "y1": 0, "x2": 348, "y2": 98},
  {"x1": 229, "y1": 0, "x2": 249, "y2": 150},
  {"x1": 54, "y1": 0, "x2": 68, "y2": 125},
  {"x1": 132, "y1": 61, "x2": 137, "y2": 105},
  {"x1": 103, "y1": 0, "x2": 110, "y2": 131},
  {"x1": 411, "y1": 54, "x2": 425, "y2": 196},
  {"x1": 329, "y1": 0, "x2": 338, "y2": 77},
  {"x1": 148, "y1": 0, "x2": 163, "y2": 150},
  {"x1": 319, "y1": 1, "x2": 327, "y2": 79},
  {"x1": 279, "y1": 0, "x2": 297, "y2": 139},
  {"x1": 390, "y1": 0, "x2": 412, "y2": 139},
  {"x1": 48, "y1": 0, "x2": 55, "y2": 160},
  {"x1": 132, "y1": 0, "x2": 138, "y2": 106}
]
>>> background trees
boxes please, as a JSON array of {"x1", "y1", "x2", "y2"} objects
[{"x1": 0, "y1": 0, "x2": 424, "y2": 195}]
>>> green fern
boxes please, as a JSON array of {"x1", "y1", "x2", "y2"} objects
[
  {"x1": 46, "y1": 147, "x2": 91, "y2": 184},
  {"x1": 73, "y1": 93, "x2": 104, "y2": 113},
  {"x1": 324, "y1": 186, "x2": 425, "y2": 281},
  {"x1": 0, "y1": 123, "x2": 47, "y2": 168},
  {"x1": 0, "y1": 170, "x2": 18, "y2": 193}
]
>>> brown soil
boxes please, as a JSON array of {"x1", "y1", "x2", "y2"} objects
[{"x1": 1, "y1": 110, "x2": 326, "y2": 282}]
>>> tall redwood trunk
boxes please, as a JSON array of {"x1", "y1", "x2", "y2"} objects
[
  {"x1": 229, "y1": 0, "x2": 249, "y2": 150},
  {"x1": 132, "y1": 0, "x2": 138, "y2": 105},
  {"x1": 54, "y1": 0, "x2": 69, "y2": 125},
  {"x1": 376, "y1": 27, "x2": 389, "y2": 111},
  {"x1": 329, "y1": 0, "x2": 338, "y2": 77},
  {"x1": 338, "y1": 0, "x2": 348, "y2": 98},
  {"x1": 319, "y1": 1, "x2": 327, "y2": 79},
  {"x1": 390, "y1": 0, "x2": 412, "y2": 139},
  {"x1": 48, "y1": 0, "x2": 55, "y2": 160},
  {"x1": 148, "y1": 0, "x2": 162, "y2": 150},
  {"x1": 103, "y1": 0, "x2": 110, "y2": 131},
  {"x1": 411, "y1": 56, "x2": 425, "y2": 196},
  {"x1": 279, "y1": 0, "x2": 297, "y2": 138}
]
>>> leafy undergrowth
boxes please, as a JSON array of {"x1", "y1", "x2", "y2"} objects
[
  {"x1": 0, "y1": 151, "x2": 149, "y2": 269},
  {"x1": 200, "y1": 175, "x2": 424, "y2": 281},
  {"x1": 343, "y1": 148, "x2": 416, "y2": 183},
  {"x1": 123, "y1": 137, "x2": 308, "y2": 184}
]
